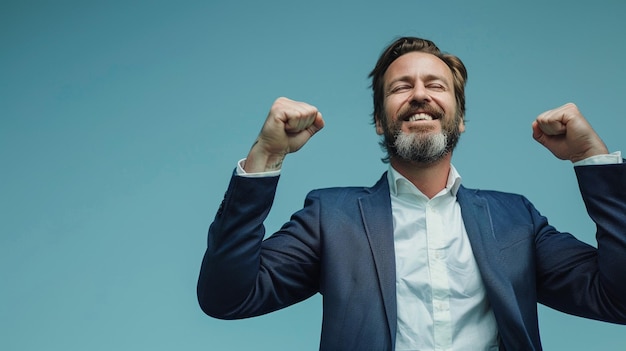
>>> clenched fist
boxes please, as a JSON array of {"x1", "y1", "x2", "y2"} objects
[
  {"x1": 244, "y1": 97, "x2": 325, "y2": 173},
  {"x1": 532, "y1": 103, "x2": 608, "y2": 163}
]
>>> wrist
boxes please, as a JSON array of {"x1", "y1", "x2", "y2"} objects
[
  {"x1": 570, "y1": 145, "x2": 609, "y2": 163},
  {"x1": 244, "y1": 142, "x2": 287, "y2": 173},
  {"x1": 573, "y1": 151, "x2": 622, "y2": 166}
]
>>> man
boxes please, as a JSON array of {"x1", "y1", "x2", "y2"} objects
[{"x1": 197, "y1": 37, "x2": 626, "y2": 350}]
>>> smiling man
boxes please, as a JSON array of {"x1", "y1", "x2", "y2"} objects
[
  {"x1": 197, "y1": 37, "x2": 626, "y2": 350},
  {"x1": 376, "y1": 50, "x2": 465, "y2": 198}
]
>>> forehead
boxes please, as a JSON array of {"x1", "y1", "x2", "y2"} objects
[{"x1": 383, "y1": 52, "x2": 453, "y2": 86}]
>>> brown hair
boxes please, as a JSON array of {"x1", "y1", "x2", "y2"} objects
[{"x1": 369, "y1": 37, "x2": 468, "y2": 124}]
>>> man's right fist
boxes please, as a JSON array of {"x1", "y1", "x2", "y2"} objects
[{"x1": 244, "y1": 97, "x2": 325, "y2": 173}]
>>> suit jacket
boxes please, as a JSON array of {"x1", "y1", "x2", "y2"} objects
[{"x1": 198, "y1": 163, "x2": 626, "y2": 350}]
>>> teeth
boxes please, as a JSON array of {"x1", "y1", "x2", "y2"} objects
[{"x1": 407, "y1": 113, "x2": 433, "y2": 122}]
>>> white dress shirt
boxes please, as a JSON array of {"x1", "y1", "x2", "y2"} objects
[{"x1": 388, "y1": 165, "x2": 498, "y2": 351}]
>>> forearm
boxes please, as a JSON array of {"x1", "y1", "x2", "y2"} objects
[
  {"x1": 197, "y1": 173, "x2": 280, "y2": 318},
  {"x1": 534, "y1": 162, "x2": 626, "y2": 323},
  {"x1": 576, "y1": 162, "x2": 626, "y2": 299}
]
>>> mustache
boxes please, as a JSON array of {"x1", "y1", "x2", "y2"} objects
[{"x1": 398, "y1": 103, "x2": 445, "y2": 121}]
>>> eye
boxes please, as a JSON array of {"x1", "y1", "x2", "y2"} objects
[
  {"x1": 389, "y1": 84, "x2": 411, "y2": 93},
  {"x1": 427, "y1": 83, "x2": 446, "y2": 91}
]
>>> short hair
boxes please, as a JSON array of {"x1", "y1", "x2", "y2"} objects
[{"x1": 369, "y1": 37, "x2": 468, "y2": 124}]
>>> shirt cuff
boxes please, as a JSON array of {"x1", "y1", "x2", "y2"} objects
[
  {"x1": 236, "y1": 158, "x2": 281, "y2": 178},
  {"x1": 573, "y1": 151, "x2": 622, "y2": 166}
]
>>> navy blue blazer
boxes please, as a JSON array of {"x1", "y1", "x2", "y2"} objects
[{"x1": 198, "y1": 163, "x2": 626, "y2": 350}]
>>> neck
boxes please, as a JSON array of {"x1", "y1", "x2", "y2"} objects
[{"x1": 390, "y1": 153, "x2": 452, "y2": 199}]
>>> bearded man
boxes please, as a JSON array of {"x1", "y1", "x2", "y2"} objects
[{"x1": 197, "y1": 37, "x2": 626, "y2": 350}]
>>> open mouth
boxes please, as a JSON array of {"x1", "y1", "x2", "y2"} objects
[{"x1": 404, "y1": 113, "x2": 438, "y2": 122}]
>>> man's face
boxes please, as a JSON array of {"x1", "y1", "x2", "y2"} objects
[{"x1": 376, "y1": 51, "x2": 465, "y2": 164}]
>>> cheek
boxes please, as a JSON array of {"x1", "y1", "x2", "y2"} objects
[{"x1": 383, "y1": 96, "x2": 404, "y2": 115}]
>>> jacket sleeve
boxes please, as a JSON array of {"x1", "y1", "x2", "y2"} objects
[
  {"x1": 197, "y1": 172, "x2": 321, "y2": 319},
  {"x1": 535, "y1": 162, "x2": 626, "y2": 323}
]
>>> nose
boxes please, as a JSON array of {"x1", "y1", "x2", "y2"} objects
[{"x1": 411, "y1": 83, "x2": 430, "y2": 103}]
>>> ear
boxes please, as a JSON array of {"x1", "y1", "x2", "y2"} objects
[
  {"x1": 375, "y1": 115, "x2": 384, "y2": 135},
  {"x1": 458, "y1": 116, "x2": 465, "y2": 133}
]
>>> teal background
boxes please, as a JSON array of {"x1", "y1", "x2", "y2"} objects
[{"x1": 2, "y1": 1, "x2": 625, "y2": 350}]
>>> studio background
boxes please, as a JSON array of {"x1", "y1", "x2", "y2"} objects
[{"x1": 2, "y1": 1, "x2": 625, "y2": 350}]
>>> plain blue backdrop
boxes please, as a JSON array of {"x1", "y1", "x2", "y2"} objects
[{"x1": 2, "y1": 1, "x2": 625, "y2": 350}]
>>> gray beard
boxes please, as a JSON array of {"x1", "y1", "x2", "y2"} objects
[{"x1": 393, "y1": 130, "x2": 448, "y2": 164}]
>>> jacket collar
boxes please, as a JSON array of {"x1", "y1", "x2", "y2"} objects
[{"x1": 387, "y1": 164, "x2": 463, "y2": 198}]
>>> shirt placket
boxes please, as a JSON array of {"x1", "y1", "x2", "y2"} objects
[{"x1": 426, "y1": 201, "x2": 452, "y2": 350}]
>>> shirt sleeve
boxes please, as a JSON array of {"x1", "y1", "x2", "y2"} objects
[
  {"x1": 573, "y1": 151, "x2": 622, "y2": 167},
  {"x1": 236, "y1": 158, "x2": 281, "y2": 178}
]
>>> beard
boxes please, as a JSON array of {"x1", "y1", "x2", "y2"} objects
[
  {"x1": 393, "y1": 131, "x2": 449, "y2": 164},
  {"x1": 380, "y1": 105, "x2": 462, "y2": 164}
]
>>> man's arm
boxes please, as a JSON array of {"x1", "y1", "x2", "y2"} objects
[
  {"x1": 534, "y1": 162, "x2": 626, "y2": 322},
  {"x1": 197, "y1": 98, "x2": 325, "y2": 318},
  {"x1": 532, "y1": 103, "x2": 626, "y2": 322}
]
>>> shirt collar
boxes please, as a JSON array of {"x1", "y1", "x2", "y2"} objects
[{"x1": 387, "y1": 164, "x2": 463, "y2": 198}]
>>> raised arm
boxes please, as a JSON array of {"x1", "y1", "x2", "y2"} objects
[
  {"x1": 531, "y1": 103, "x2": 626, "y2": 322},
  {"x1": 197, "y1": 98, "x2": 325, "y2": 319}
]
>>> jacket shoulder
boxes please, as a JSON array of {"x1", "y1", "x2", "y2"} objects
[
  {"x1": 458, "y1": 185, "x2": 535, "y2": 215},
  {"x1": 306, "y1": 173, "x2": 389, "y2": 201}
]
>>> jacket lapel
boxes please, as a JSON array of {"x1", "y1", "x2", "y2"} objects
[
  {"x1": 358, "y1": 173, "x2": 397, "y2": 347},
  {"x1": 457, "y1": 186, "x2": 524, "y2": 350},
  {"x1": 457, "y1": 186, "x2": 500, "y2": 269}
]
